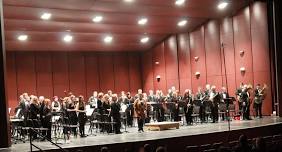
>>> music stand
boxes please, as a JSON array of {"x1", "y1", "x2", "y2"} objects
[
  {"x1": 120, "y1": 111, "x2": 129, "y2": 133},
  {"x1": 224, "y1": 97, "x2": 236, "y2": 142}
]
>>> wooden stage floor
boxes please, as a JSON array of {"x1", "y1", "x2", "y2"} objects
[{"x1": 1, "y1": 116, "x2": 282, "y2": 152}]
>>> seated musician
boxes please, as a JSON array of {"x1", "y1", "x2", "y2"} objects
[
  {"x1": 110, "y1": 94, "x2": 122, "y2": 134},
  {"x1": 51, "y1": 96, "x2": 61, "y2": 112},
  {"x1": 88, "y1": 91, "x2": 98, "y2": 108},
  {"x1": 183, "y1": 89, "x2": 193, "y2": 125}
]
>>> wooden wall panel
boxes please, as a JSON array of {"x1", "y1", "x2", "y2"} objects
[
  {"x1": 205, "y1": 20, "x2": 223, "y2": 88},
  {"x1": 177, "y1": 33, "x2": 192, "y2": 93},
  {"x1": 189, "y1": 27, "x2": 206, "y2": 92},
  {"x1": 233, "y1": 6, "x2": 254, "y2": 86},
  {"x1": 128, "y1": 53, "x2": 142, "y2": 94},
  {"x1": 52, "y1": 52, "x2": 69, "y2": 97},
  {"x1": 141, "y1": 51, "x2": 153, "y2": 93},
  {"x1": 68, "y1": 52, "x2": 86, "y2": 96},
  {"x1": 98, "y1": 53, "x2": 115, "y2": 92},
  {"x1": 16, "y1": 52, "x2": 37, "y2": 95},
  {"x1": 6, "y1": 52, "x2": 18, "y2": 113},
  {"x1": 85, "y1": 53, "x2": 100, "y2": 97},
  {"x1": 152, "y1": 42, "x2": 167, "y2": 92},
  {"x1": 164, "y1": 36, "x2": 179, "y2": 90},
  {"x1": 35, "y1": 52, "x2": 53, "y2": 98},
  {"x1": 113, "y1": 53, "x2": 130, "y2": 93},
  {"x1": 250, "y1": 2, "x2": 272, "y2": 115}
]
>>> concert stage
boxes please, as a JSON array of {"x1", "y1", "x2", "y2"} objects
[{"x1": 2, "y1": 117, "x2": 282, "y2": 152}]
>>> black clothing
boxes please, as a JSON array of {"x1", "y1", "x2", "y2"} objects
[
  {"x1": 183, "y1": 94, "x2": 193, "y2": 125},
  {"x1": 110, "y1": 102, "x2": 121, "y2": 134},
  {"x1": 125, "y1": 97, "x2": 134, "y2": 126},
  {"x1": 155, "y1": 96, "x2": 165, "y2": 122},
  {"x1": 254, "y1": 89, "x2": 263, "y2": 118},
  {"x1": 68, "y1": 103, "x2": 78, "y2": 136},
  {"x1": 241, "y1": 91, "x2": 251, "y2": 120},
  {"x1": 196, "y1": 92, "x2": 206, "y2": 122},
  {"x1": 77, "y1": 102, "x2": 86, "y2": 137},
  {"x1": 42, "y1": 105, "x2": 52, "y2": 140}
]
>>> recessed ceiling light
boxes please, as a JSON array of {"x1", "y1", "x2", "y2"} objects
[
  {"x1": 124, "y1": 0, "x2": 134, "y2": 3},
  {"x1": 138, "y1": 18, "x2": 148, "y2": 25},
  {"x1": 218, "y1": 2, "x2": 228, "y2": 10},
  {"x1": 92, "y1": 15, "x2": 103, "y2": 23},
  {"x1": 178, "y1": 19, "x2": 187, "y2": 27},
  {"x1": 104, "y1": 35, "x2": 113, "y2": 43},
  {"x1": 63, "y1": 35, "x2": 73, "y2": 42},
  {"x1": 18, "y1": 34, "x2": 28, "y2": 41},
  {"x1": 175, "y1": 0, "x2": 185, "y2": 6},
  {"x1": 140, "y1": 36, "x2": 149, "y2": 43},
  {"x1": 40, "y1": 13, "x2": 52, "y2": 20}
]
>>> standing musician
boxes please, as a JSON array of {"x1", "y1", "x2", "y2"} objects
[
  {"x1": 219, "y1": 87, "x2": 230, "y2": 120},
  {"x1": 240, "y1": 85, "x2": 252, "y2": 120},
  {"x1": 88, "y1": 91, "x2": 98, "y2": 109},
  {"x1": 183, "y1": 89, "x2": 193, "y2": 125},
  {"x1": 110, "y1": 94, "x2": 122, "y2": 134},
  {"x1": 209, "y1": 86, "x2": 220, "y2": 123},
  {"x1": 134, "y1": 93, "x2": 147, "y2": 132},
  {"x1": 51, "y1": 96, "x2": 61, "y2": 112},
  {"x1": 171, "y1": 91, "x2": 181, "y2": 122},
  {"x1": 254, "y1": 84, "x2": 266, "y2": 118},
  {"x1": 235, "y1": 83, "x2": 244, "y2": 116},
  {"x1": 29, "y1": 95, "x2": 40, "y2": 139},
  {"x1": 67, "y1": 97, "x2": 78, "y2": 137},
  {"x1": 196, "y1": 87, "x2": 206, "y2": 123},
  {"x1": 125, "y1": 92, "x2": 134, "y2": 126},
  {"x1": 102, "y1": 94, "x2": 111, "y2": 133},
  {"x1": 41, "y1": 99, "x2": 52, "y2": 141},
  {"x1": 76, "y1": 96, "x2": 87, "y2": 137},
  {"x1": 155, "y1": 90, "x2": 165, "y2": 122}
]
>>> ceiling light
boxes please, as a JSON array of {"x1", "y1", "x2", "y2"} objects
[
  {"x1": 175, "y1": 0, "x2": 185, "y2": 6},
  {"x1": 138, "y1": 18, "x2": 148, "y2": 25},
  {"x1": 17, "y1": 35, "x2": 28, "y2": 41},
  {"x1": 63, "y1": 35, "x2": 73, "y2": 42},
  {"x1": 124, "y1": 0, "x2": 134, "y2": 3},
  {"x1": 104, "y1": 36, "x2": 113, "y2": 43},
  {"x1": 178, "y1": 19, "x2": 187, "y2": 27},
  {"x1": 218, "y1": 2, "x2": 228, "y2": 10},
  {"x1": 140, "y1": 37, "x2": 149, "y2": 43},
  {"x1": 92, "y1": 15, "x2": 103, "y2": 23},
  {"x1": 40, "y1": 13, "x2": 52, "y2": 20}
]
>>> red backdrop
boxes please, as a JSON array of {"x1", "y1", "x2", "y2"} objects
[
  {"x1": 6, "y1": 51, "x2": 142, "y2": 112},
  {"x1": 141, "y1": 2, "x2": 272, "y2": 115}
]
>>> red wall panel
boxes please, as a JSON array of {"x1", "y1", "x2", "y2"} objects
[
  {"x1": 68, "y1": 52, "x2": 86, "y2": 96},
  {"x1": 141, "y1": 51, "x2": 154, "y2": 93},
  {"x1": 85, "y1": 53, "x2": 100, "y2": 97},
  {"x1": 35, "y1": 52, "x2": 53, "y2": 98},
  {"x1": 177, "y1": 33, "x2": 192, "y2": 93},
  {"x1": 189, "y1": 27, "x2": 207, "y2": 92},
  {"x1": 233, "y1": 6, "x2": 254, "y2": 86},
  {"x1": 250, "y1": 2, "x2": 272, "y2": 115},
  {"x1": 52, "y1": 52, "x2": 70, "y2": 97},
  {"x1": 6, "y1": 52, "x2": 18, "y2": 113},
  {"x1": 205, "y1": 20, "x2": 223, "y2": 88},
  {"x1": 128, "y1": 53, "x2": 142, "y2": 94},
  {"x1": 164, "y1": 35, "x2": 179, "y2": 90},
  {"x1": 98, "y1": 53, "x2": 115, "y2": 92},
  {"x1": 113, "y1": 53, "x2": 130, "y2": 93},
  {"x1": 152, "y1": 42, "x2": 167, "y2": 92},
  {"x1": 16, "y1": 52, "x2": 37, "y2": 95}
]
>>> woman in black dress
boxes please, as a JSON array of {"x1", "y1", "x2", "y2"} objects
[
  {"x1": 41, "y1": 99, "x2": 52, "y2": 140},
  {"x1": 76, "y1": 96, "x2": 86, "y2": 137},
  {"x1": 29, "y1": 95, "x2": 40, "y2": 139},
  {"x1": 103, "y1": 94, "x2": 111, "y2": 133},
  {"x1": 67, "y1": 97, "x2": 78, "y2": 137}
]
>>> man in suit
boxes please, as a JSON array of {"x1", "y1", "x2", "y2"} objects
[
  {"x1": 254, "y1": 84, "x2": 264, "y2": 118},
  {"x1": 110, "y1": 94, "x2": 121, "y2": 134}
]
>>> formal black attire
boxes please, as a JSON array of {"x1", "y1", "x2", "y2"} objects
[
  {"x1": 171, "y1": 96, "x2": 180, "y2": 122},
  {"x1": 110, "y1": 102, "x2": 121, "y2": 134},
  {"x1": 125, "y1": 97, "x2": 134, "y2": 126},
  {"x1": 155, "y1": 96, "x2": 165, "y2": 122},
  {"x1": 68, "y1": 103, "x2": 78, "y2": 136},
  {"x1": 210, "y1": 91, "x2": 220, "y2": 123},
  {"x1": 29, "y1": 103, "x2": 40, "y2": 139},
  {"x1": 41, "y1": 105, "x2": 52, "y2": 140},
  {"x1": 254, "y1": 89, "x2": 263, "y2": 118},
  {"x1": 196, "y1": 92, "x2": 206, "y2": 122},
  {"x1": 77, "y1": 102, "x2": 86, "y2": 137},
  {"x1": 183, "y1": 94, "x2": 193, "y2": 125},
  {"x1": 102, "y1": 102, "x2": 111, "y2": 133},
  {"x1": 220, "y1": 92, "x2": 230, "y2": 120},
  {"x1": 236, "y1": 88, "x2": 243, "y2": 115},
  {"x1": 241, "y1": 91, "x2": 251, "y2": 120}
]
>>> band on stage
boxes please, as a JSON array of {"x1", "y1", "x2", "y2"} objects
[{"x1": 10, "y1": 82, "x2": 267, "y2": 142}]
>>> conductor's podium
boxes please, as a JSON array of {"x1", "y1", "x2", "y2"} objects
[{"x1": 145, "y1": 122, "x2": 180, "y2": 131}]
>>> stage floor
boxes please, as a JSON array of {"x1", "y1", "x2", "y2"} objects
[{"x1": 1, "y1": 116, "x2": 282, "y2": 152}]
